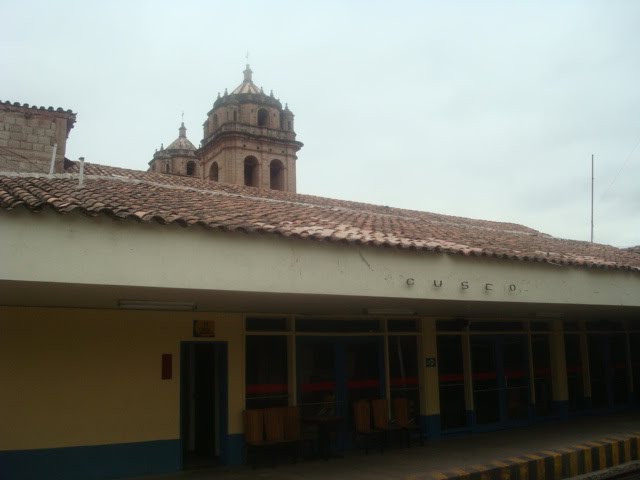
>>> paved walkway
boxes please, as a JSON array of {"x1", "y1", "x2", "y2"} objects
[{"x1": 139, "y1": 410, "x2": 640, "y2": 480}]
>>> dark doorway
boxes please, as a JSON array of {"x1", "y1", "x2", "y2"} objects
[{"x1": 181, "y1": 343, "x2": 224, "y2": 469}]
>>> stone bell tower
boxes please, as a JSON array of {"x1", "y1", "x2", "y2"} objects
[{"x1": 199, "y1": 65, "x2": 303, "y2": 192}]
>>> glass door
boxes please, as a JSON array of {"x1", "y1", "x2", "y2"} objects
[
  {"x1": 502, "y1": 336, "x2": 531, "y2": 422},
  {"x1": 297, "y1": 336, "x2": 384, "y2": 448},
  {"x1": 471, "y1": 335, "x2": 530, "y2": 429},
  {"x1": 588, "y1": 334, "x2": 630, "y2": 409}
]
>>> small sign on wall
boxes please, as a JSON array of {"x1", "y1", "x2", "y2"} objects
[
  {"x1": 161, "y1": 354, "x2": 172, "y2": 380},
  {"x1": 425, "y1": 357, "x2": 437, "y2": 368},
  {"x1": 193, "y1": 320, "x2": 215, "y2": 337}
]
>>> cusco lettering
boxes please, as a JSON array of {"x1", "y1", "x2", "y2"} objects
[{"x1": 406, "y1": 278, "x2": 517, "y2": 292}]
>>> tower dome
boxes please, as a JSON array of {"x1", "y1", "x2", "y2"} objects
[
  {"x1": 200, "y1": 65, "x2": 303, "y2": 192},
  {"x1": 149, "y1": 122, "x2": 199, "y2": 177}
]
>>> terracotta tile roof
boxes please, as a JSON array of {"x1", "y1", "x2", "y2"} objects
[{"x1": 2, "y1": 162, "x2": 639, "y2": 273}]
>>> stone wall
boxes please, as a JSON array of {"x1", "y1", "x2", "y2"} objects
[{"x1": 0, "y1": 101, "x2": 76, "y2": 173}]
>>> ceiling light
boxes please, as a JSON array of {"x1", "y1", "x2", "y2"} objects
[
  {"x1": 364, "y1": 308, "x2": 417, "y2": 316},
  {"x1": 118, "y1": 300, "x2": 197, "y2": 311}
]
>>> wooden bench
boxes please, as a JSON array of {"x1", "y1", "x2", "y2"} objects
[
  {"x1": 353, "y1": 399, "x2": 384, "y2": 454},
  {"x1": 244, "y1": 406, "x2": 302, "y2": 468},
  {"x1": 371, "y1": 398, "x2": 403, "y2": 448},
  {"x1": 392, "y1": 397, "x2": 424, "y2": 447}
]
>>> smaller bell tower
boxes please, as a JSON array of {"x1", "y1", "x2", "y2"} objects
[{"x1": 199, "y1": 65, "x2": 303, "y2": 192}]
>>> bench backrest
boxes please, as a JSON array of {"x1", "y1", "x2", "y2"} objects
[
  {"x1": 282, "y1": 406, "x2": 301, "y2": 441},
  {"x1": 353, "y1": 399, "x2": 373, "y2": 433},
  {"x1": 371, "y1": 398, "x2": 390, "y2": 429},
  {"x1": 264, "y1": 407, "x2": 285, "y2": 442},
  {"x1": 244, "y1": 409, "x2": 264, "y2": 444},
  {"x1": 392, "y1": 397, "x2": 411, "y2": 427}
]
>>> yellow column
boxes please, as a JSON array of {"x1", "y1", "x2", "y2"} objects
[
  {"x1": 550, "y1": 319, "x2": 569, "y2": 417},
  {"x1": 419, "y1": 318, "x2": 440, "y2": 437}
]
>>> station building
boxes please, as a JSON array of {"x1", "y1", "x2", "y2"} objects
[{"x1": 1, "y1": 68, "x2": 640, "y2": 480}]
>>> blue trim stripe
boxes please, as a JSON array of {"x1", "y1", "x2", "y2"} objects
[
  {"x1": 225, "y1": 433, "x2": 245, "y2": 466},
  {"x1": 0, "y1": 440, "x2": 180, "y2": 480}
]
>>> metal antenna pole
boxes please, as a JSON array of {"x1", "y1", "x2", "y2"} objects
[{"x1": 591, "y1": 154, "x2": 594, "y2": 243}]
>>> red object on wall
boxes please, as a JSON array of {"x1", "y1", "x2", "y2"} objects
[{"x1": 161, "y1": 354, "x2": 172, "y2": 380}]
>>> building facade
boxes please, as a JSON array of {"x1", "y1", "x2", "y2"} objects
[{"x1": 1, "y1": 70, "x2": 640, "y2": 480}]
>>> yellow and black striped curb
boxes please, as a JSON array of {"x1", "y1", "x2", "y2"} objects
[{"x1": 425, "y1": 433, "x2": 640, "y2": 480}]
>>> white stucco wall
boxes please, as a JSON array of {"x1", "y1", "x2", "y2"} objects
[{"x1": 1, "y1": 209, "x2": 639, "y2": 308}]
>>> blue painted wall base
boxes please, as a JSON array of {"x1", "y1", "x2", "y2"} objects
[
  {"x1": 422, "y1": 414, "x2": 441, "y2": 439},
  {"x1": 224, "y1": 433, "x2": 244, "y2": 466},
  {"x1": 465, "y1": 410, "x2": 476, "y2": 428},
  {"x1": 553, "y1": 400, "x2": 570, "y2": 420},
  {"x1": 0, "y1": 440, "x2": 180, "y2": 480}
]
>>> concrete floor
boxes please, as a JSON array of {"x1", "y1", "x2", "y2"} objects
[{"x1": 139, "y1": 410, "x2": 640, "y2": 480}]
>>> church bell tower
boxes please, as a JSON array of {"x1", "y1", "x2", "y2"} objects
[{"x1": 199, "y1": 65, "x2": 303, "y2": 192}]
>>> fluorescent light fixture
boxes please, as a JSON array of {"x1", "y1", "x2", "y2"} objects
[
  {"x1": 364, "y1": 308, "x2": 417, "y2": 316},
  {"x1": 118, "y1": 300, "x2": 197, "y2": 311}
]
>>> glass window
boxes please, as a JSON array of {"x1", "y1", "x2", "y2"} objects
[
  {"x1": 388, "y1": 319, "x2": 418, "y2": 332},
  {"x1": 470, "y1": 321, "x2": 524, "y2": 332},
  {"x1": 531, "y1": 335, "x2": 552, "y2": 416},
  {"x1": 388, "y1": 335, "x2": 420, "y2": 423},
  {"x1": 296, "y1": 318, "x2": 380, "y2": 333},
  {"x1": 245, "y1": 336, "x2": 288, "y2": 409},
  {"x1": 564, "y1": 334, "x2": 585, "y2": 411},
  {"x1": 437, "y1": 335, "x2": 467, "y2": 429},
  {"x1": 246, "y1": 317, "x2": 287, "y2": 332},
  {"x1": 630, "y1": 334, "x2": 640, "y2": 403}
]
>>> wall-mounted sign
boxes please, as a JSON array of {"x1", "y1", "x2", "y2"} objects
[
  {"x1": 161, "y1": 353, "x2": 172, "y2": 380},
  {"x1": 425, "y1": 357, "x2": 437, "y2": 368},
  {"x1": 193, "y1": 320, "x2": 215, "y2": 337}
]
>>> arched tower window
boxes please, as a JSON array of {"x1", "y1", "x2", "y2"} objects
[
  {"x1": 233, "y1": 110, "x2": 238, "y2": 122},
  {"x1": 257, "y1": 108, "x2": 269, "y2": 127},
  {"x1": 269, "y1": 159, "x2": 285, "y2": 191},
  {"x1": 209, "y1": 162, "x2": 219, "y2": 182},
  {"x1": 244, "y1": 156, "x2": 259, "y2": 187},
  {"x1": 186, "y1": 161, "x2": 196, "y2": 176},
  {"x1": 212, "y1": 114, "x2": 219, "y2": 130}
]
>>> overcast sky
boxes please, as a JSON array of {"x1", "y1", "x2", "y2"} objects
[{"x1": 3, "y1": 1, "x2": 639, "y2": 247}]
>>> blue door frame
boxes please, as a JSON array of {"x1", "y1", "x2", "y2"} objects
[{"x1": 471, "y1": 335, "x2": 532, "y2": 432}]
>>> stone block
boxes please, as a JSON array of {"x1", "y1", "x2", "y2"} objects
[
  {"x1": 0, "y1": 138, "x2": 7, "y2": 147},
  {"x1": 20, "y1": 141, "x2": 32, "y2": 150},
  {"x1": 27, "y1": 134, "x2": 38, "y2": 143},
  {"x1": 0, "y1": 131, "x2": 9, "y2": 140},
  {"x1": 8, "y1": 140, "x2": 20, "y2": 148},
  {"x1": 9, "y1": 124, "x2": 21, "y2": 133},
  {"x1": 32, "y1": 143, "x2": 44, "y2": 152},
  {"x1": 22, "y1": 126, "x2": 33, "y2": 134},
  {"x1": 15, "y1": 116, "x2": 25, "y2": 126},
  {"x1": 9, "y1": 132, "x2": 23, "y2": 141},
  {"x1": 38, "y1": 136, "x2": 50, "y2": 144},
  {"x1": 4, "y1": 115, "x2": 15, "y2": 124}
]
